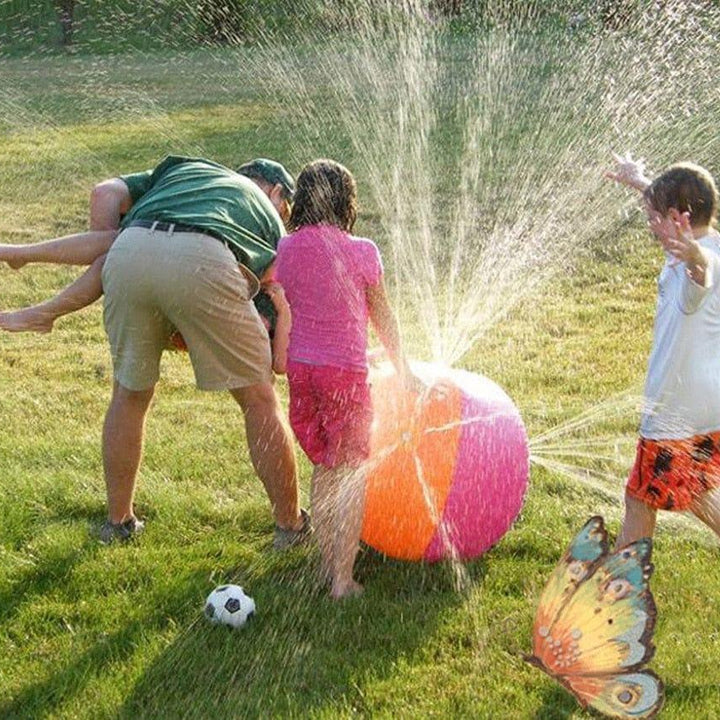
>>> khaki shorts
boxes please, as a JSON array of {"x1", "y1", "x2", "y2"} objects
[{"x1": 102, "y1": 226, "x2": 272, "y2": 391}]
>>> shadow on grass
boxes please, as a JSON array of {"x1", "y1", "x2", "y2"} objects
[
  {"x1": 0, "y1": 510, "x2": 107, "y2": 625},
  {"x1": 531, "y1": 683, "x2": 581, "y2": 719},
  {"x1": 0, "y1": 510, "x2": 247, "y2": 718},
  {"x1": 665, "y1": 681, "x2": 720, "y2": 706},
  {"x1": 0, "y1": 544, "x2": 88, "y2": 625},
  {"x1": 529, "y1": 674, "x2": 716, "y2": 719},
  {"x1": 115, "y1": 545, "x2": 487, "y2": 719},
  {"x1": 0, "y1": 516, "x2": 132, "y2": 720},
  {"x1": 0, "y1": 622, "x2": 148, "y2": 720},
  {"x1": 0, "y1": 499, "x2": 488, "y2": 720}
]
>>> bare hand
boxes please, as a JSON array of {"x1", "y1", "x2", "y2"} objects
[
  {"x1": 262, "y1": 281, "x2": 290, "y2": 312},
  {"x1": 604, "y1": 151, "x2": 650, "y2": 191},
  {"x1": 662, "y1": 212, "x2": 704, "y2": 267}
]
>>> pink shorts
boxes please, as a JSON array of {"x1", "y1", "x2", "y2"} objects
[{"x1": 287, "y1": 361, "x2": 372, "y2": 468}]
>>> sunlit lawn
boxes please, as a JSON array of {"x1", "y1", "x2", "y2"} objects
[{"x1": 1, "y1": 45, "x2": 719, "y2": 719}]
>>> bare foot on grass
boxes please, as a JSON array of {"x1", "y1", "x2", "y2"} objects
[
  {"x1": 330, "y1": 580, "x2": 364, "y2": 600},
  {"x1": 0, "y1": 307, "x2": 55, "y2": 333}
]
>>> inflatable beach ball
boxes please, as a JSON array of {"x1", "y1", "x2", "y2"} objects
[{"x1": 361, "y1": 362, "x2": 529, "y2": 562}]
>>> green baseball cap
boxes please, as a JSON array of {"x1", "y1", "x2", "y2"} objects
[{"x1": 237, "y1": 158, "x2": 295, "y2": 200}]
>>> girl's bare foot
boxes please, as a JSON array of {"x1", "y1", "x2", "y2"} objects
[
  {"x1": 330, "y1": 579, "x2": 364, "y2": 600},
  {"x1": 0, "y1": 307, "x2": 55, "y2": 333}
]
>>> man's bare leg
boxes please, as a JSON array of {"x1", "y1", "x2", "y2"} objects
[
  {"x1": 230, "y1": 382, "x2": 301, "y2": 530},
  {"x1": 0, "y1": 254, "x2": 106, "y2": 333},
  {"x1": 0, "y1": 229, "x2": 116, "y2": 269},
  {"x1": 102, "y1": 381, "x2": 155, "y2": 524}
]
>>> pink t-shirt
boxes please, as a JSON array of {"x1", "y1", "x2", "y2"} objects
[{"x1": 274, "y1": 224, "x2": 383, "y2": 370}]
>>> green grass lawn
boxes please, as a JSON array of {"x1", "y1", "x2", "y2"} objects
[{"x1": 1, "y1": 27, "x2": 720, "y2": 720}]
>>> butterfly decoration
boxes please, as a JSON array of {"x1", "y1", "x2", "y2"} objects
[{"x1": 526, "y1": 516, "x2": 664, "y2": 719}]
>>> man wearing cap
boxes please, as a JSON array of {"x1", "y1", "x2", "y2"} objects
[{"x1": 92, "y1": 154, "x2": 308, "y2": 547}]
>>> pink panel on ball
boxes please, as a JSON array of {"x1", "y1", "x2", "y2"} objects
[{"x1": 424, "y1": 369, "x2": 528, "y2": 562}]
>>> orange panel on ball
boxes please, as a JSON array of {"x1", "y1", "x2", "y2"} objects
[{"x1": 362, "y1": 366, "x2": 463, "y2": 559}]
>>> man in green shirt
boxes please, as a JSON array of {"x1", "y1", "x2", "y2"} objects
[{"x1": 93, "y1": 156, "x2": 308, "y2": 546}]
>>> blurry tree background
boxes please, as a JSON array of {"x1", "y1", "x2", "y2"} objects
[{"x1": 0, "y1": 0, "x2": 683, "y2": 53}]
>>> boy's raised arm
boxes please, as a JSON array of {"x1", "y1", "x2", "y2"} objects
[{"x1": 605, "y1": 152, "x2": 651, "y2": 192}]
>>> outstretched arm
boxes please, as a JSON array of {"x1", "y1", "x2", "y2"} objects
[{"x1": 605, "y1": 152, "x2": 651, "y2": 192}]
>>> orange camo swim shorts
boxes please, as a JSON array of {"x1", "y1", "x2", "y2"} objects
[{"x1": 627, "y1": 431, "x2": 720, "y2": 511}]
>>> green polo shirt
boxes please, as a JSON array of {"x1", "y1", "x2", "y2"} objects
[{"x1": 120, "y1": 156, "x2": 285, "y2": 278}]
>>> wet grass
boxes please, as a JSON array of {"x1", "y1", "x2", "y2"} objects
[{"x1": 1, "y1": 38, "x2": 719, "y2": 720}]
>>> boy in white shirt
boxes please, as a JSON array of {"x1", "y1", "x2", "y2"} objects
[{"x1": 607, "y1": 155, "x2": 720, "y2": 545}]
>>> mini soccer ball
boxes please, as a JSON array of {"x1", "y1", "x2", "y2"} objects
[{"x1": 204, "y1": 585, "x2": 255, "y2": 629}]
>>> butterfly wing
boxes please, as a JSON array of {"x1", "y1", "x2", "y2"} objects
[
  {"x1": 563, "y1": 671, "x2": 664, "y2": 719},
  {"x1": 531, "y1": 516, "x2": 609, "y2": 656},
  {"x1": 524, "y1": 660, "x2": 664, "y2": 719},
  {"x1": 527, "y1": 519, "x2": 664, "y2": 720},
  {"x1": 541, "y1": 538, "x2": 656, "y2": 676}
]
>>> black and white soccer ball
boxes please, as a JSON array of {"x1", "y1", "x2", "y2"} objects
[{"x1": 204, "y1": 584, "x2": 256, "y2": 628}]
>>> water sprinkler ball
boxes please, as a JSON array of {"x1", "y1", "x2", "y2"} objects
[
  {"x1": 362, "y1": 362, "x2": 528, "y2": 562},
  {"x1": 204, "y1": 585, "x2": 255, "y2": 629}
]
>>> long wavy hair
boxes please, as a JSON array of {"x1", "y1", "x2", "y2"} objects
[{"x1": 288, "y1": 159, "x2": 358, "y2": 232}]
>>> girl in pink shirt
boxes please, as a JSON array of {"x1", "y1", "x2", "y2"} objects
[{"x1": 269, "y1": 159, "x2": 418, "y2": 599}]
